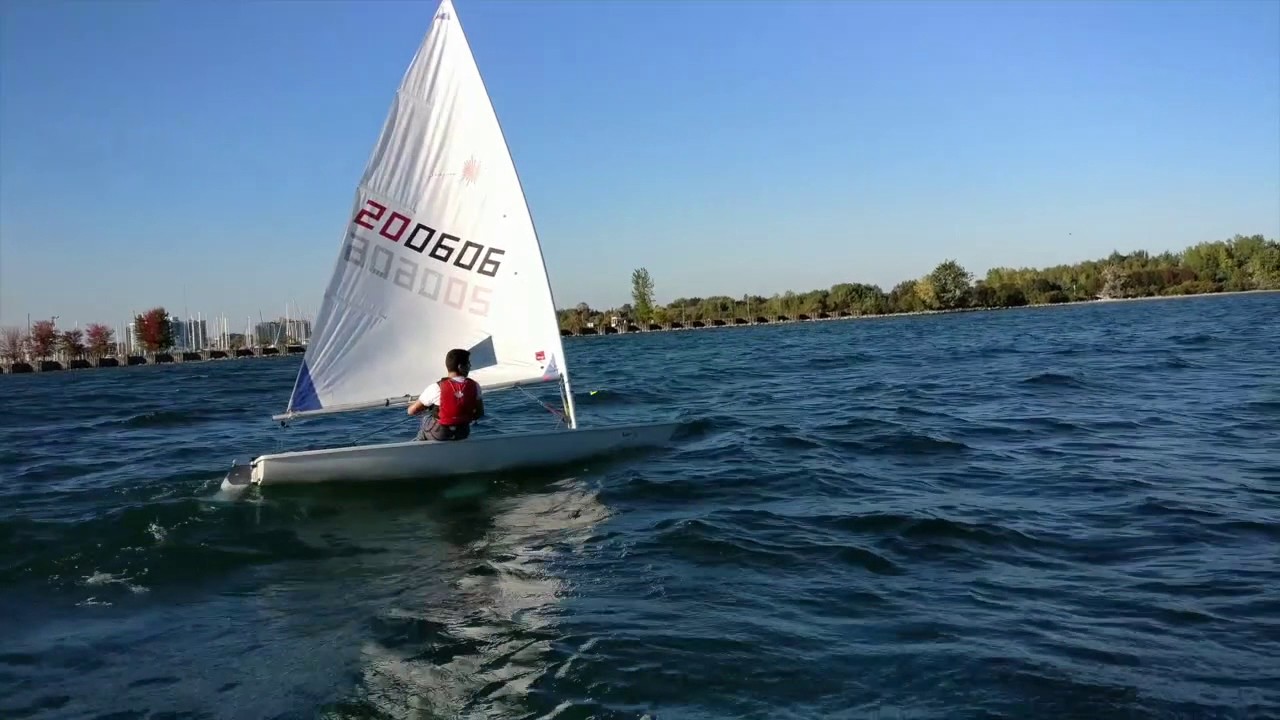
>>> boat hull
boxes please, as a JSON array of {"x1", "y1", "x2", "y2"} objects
[{"x1": 245, "y1": 421, "x2": 680, "y2": 486}]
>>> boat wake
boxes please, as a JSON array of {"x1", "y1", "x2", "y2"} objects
[{"x1": 218, "y1": 462, "x2": 254, "y2": 497}]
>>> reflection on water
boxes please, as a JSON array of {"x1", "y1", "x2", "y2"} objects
[{"x1": 326, "y1": 475, "x2": 612, "y2": 718}]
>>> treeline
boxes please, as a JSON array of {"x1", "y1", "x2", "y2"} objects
[
  {"x1": 0, "y1": 321, "x2": 116, "y2": 364},
  {"x1": 557, "y1": 234, "x2": 1279, "y2": 330},
  {"x1": 0, "y1": 307, "x2": 179, "y2": 363}
]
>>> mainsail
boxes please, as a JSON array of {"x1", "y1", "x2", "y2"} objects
[{"x1": 280, "y1": 0, "x2": 569, "y2": 421}]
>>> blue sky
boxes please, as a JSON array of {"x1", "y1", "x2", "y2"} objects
[{"x1": 1, "y1": 0, "x2": 1277, "y2": 328}]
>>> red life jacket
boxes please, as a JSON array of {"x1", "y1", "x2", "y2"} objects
[{"x1": 435, "y1": 377, "x2": 479, "y2": 426}]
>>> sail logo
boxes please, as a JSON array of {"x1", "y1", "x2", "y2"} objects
[
  {"x1": 430, "y1": 155, "x2": 482, "y2": 186},
  {"x1": 461, "y1": 156, "x2": 481, "y2": 185}
]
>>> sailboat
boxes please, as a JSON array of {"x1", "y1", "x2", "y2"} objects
[{"x1": 226, "y1": 0, "x2": 679, "y2": 487}]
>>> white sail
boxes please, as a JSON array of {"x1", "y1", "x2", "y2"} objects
[{"x1": 282, "y1": 0, "x2": 568, "y2": 419}]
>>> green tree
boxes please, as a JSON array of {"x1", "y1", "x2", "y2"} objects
[
  {"x1": 828, "y1": 283, "x2": 858, "y2": 313},
  {"x1": 927, "y1": 259, "x2": 973, "y2": 309},
  {"x1": 995, "y1": 284, "x2": 1028, "y2": 307},
  {"x1": 887, "y1": 280, "x2": 924, "y2": 313},
  {"x1": 972, "y1": 282, "x2": 997, "y2": 308},
  {"x1": 703, "y1": 296, "x2": 734, "y2": 319},
  {"x1": 774, "y1": 290, "x2": 801, "y2": 317},
  {"x1": 1100, "y1": 264, "x2": 1129, "y2": 299},
  {"x1": 668, "y1": 297, "x2": 702, "y2": 322},
  {"x1": 801, "y1": 290, "x2": 829, "y2": 315},
  {"x1": 914, "y1": 276, "x2": 938, "y2": 310},
  {"x1": 1247, "y1": 242, "x2": 1280, "y2": 289},
  {"x1": 631, "y1": 267, "x2": 655, "y2": 323}
]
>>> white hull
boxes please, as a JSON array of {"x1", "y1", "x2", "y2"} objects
[{"x1": 233, "y1": 422, "x2": 680, "y2": 487}]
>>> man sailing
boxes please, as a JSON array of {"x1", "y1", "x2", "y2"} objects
[{"x1": 407, "y1": 348, "x2": 484, "y2": 441}]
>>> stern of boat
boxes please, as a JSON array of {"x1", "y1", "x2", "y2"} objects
[{"x1": 220, "y1": 458, "x2": 256, "y2": 492}]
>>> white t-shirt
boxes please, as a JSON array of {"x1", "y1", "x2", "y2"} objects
[{"x1": 418, "y1": 376, "x2": 482, "y2": 407}]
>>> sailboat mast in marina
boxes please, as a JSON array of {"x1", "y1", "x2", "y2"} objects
[{"x1": 225, "y1": 0, "x2": 676, "y2": 488}]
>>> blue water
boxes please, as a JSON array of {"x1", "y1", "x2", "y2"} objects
[{"x1": 2, "y1": 293, "x2": 1278, "y2": 719}]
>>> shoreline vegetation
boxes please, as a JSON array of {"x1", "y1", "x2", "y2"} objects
[
  {"x1": 2, "y1": 234, "x2": 1276, "y2": 374},
  {"x1": 562, "y1": 288, "x2": 1280, "y2": 337},
  {"x1": 556, "y1": 234, "x2": 1279, "y2": 335}
]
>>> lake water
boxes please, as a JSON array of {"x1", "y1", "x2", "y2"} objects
[{"x1": 2, "y1": 293, "x2": 1277, "y2": 720}]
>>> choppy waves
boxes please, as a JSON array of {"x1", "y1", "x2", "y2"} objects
[{"x1": 1, "y1": 293, "x2": 1278, "y2": 719}]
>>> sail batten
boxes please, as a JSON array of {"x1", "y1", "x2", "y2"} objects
[{"x1": 282, "y1": 0, "x2": 569, "y2": 417}]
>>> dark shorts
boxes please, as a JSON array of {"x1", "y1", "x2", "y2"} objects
[{"x1": 415, "y1": 419, "x2": 471, "y2": 442}]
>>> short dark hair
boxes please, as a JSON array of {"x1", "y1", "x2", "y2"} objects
[{"x1": 445, "y1": 348, "x2": 471, "y2": 373}]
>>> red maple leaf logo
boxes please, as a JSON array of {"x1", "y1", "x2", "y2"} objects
[{"x1": 461, "y1": 156, "x2": 481, "y2": 185}]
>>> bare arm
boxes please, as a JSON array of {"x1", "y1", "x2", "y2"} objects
[{"x1": 409, "y1": 384, "x2": 440, "y2": 416}]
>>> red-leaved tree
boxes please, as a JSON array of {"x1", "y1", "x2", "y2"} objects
[
  {"x1": 30, "y1": 320, "x2": 57, "y2": 359},
  {"x1": 85, "y1": 323, "x2": 115, "y2": 359},
  {"x1": 134, "y1": 307, "x2": 174, "y2": 353},
  {"x1": 58, "y1": 329, "x2": 85, "y2": 360}
]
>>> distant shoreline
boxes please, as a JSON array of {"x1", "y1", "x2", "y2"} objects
[
  {"x1": 560, "y1": 288, "x2": 1280, "y2": 338},
  {"x1": 2, "y1": 289, "x2": 1275, "y2": 374},
  {"x1": 0, "y1": 347, "x2": 299, "y2": 376}
]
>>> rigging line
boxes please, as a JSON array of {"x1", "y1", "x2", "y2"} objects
[
  {"x1": 518, "y1": 385, "x2": 566, "y2": 423},
  {"x1": 351, "y1": 412, "x2": 417, "y2": 445}
]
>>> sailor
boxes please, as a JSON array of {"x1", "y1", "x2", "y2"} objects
[{"x1": 407, "y1": 348, "x2": 484, "y2": 441}]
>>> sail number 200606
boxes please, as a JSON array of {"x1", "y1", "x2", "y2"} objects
[
  {"x1": 353, "y1": 200, "x2": 504, "y2": 277},
  {"x1": 343, "y1": 200, "x2": 503, "y2": 318}
]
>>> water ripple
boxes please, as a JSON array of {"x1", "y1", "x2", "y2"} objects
[{"x1": 1, "y1": 293, "x2": 1278, "y2": 719}]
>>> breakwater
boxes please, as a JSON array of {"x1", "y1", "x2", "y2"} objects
[
  {"x1": 564, "y1": 307, "x2": 1021, "y2": 337},
  {"x1": 1, "y1": 344, "x2": 305, "y2": 374}
]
